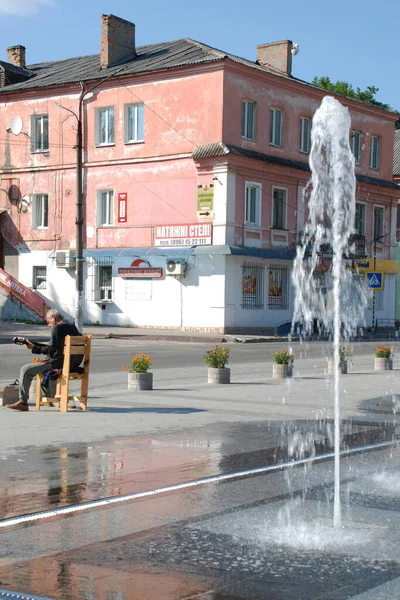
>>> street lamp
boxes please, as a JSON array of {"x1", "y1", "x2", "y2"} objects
[{"x1": 371, "y1": 232, "x2": 390, "y2": 333}]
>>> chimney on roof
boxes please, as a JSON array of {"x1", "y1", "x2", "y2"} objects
[
  {"x1": 256, "y1": 40, "x2": 293, "y2": 76},
  {"x1": 100, "y1": 14, "x2": 136, "y2": 69},
  {"x1": 7, "y1": 45, "x2": 26, "y2": 69}
]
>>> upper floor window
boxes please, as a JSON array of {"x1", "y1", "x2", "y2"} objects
[
  {"x1": 33, "y1": 266, "x2": 47, "y2": 290},
  {"x1": 242, "y1": 101, "x2": 256, "y2": 140},
  {"x1": 125, "y1": 103, "x2": 144, "y2": 143},
  {"x1": 351, "y1": 131, "x2": 362, "y2": 165},
  {"x1": 370, "y1": 136, "x2": 380, "y2": 169},
  {"x1": 97, "y1": 190, "x2": 114, "y2": 226},
  {"x1": 355, "y1": 202, "x2": 366, "y2": 236},
  {"x1": 272, "y1": 187, "x2": 287, "y2": 229},
  {"x1": 245, "y1": 182, "x2": 261, "y2": 226},
  {"x1": 32, "y1": 194, "x2": 48, "y2": 228},
  {"x1": 373, "y1": 206, "x2": 384, "y2": 239},
  {"x1": 96, "y1": 107, "x2": 115, "y2": 146},
  {"x1": 270, "y1": 108, "x2": 283, "y2": 147},
  {"x1": 300, "y1": 117, "x2": 311, "y2": 154},
  {"x1": 31, "y1": 115, "x2": 49, "y2": 152}
]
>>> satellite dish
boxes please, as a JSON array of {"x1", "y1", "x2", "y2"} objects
[
  {"x1": 10, "y1": 116, "x2": 23, "y2": 135},
  {"x1": 21, "y1": 195, "x2": 30, "y2": 205}
]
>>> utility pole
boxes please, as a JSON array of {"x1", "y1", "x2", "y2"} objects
[{"x1": 75, "y1": 86, "x2": 85, "y2": 332}]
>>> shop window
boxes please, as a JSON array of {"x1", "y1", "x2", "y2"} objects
[
  {"x1": 241, "y1": 263, "x2": 264, "y2": 309},
  {"x1": 267, "y1": 266, "x2": 289, "y2": 310}
]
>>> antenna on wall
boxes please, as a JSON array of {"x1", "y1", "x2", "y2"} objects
[{"x1": 291, "y1": 43, "x2": 300, "y2": 56}]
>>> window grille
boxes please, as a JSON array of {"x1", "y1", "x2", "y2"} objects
[
  {"x1": 94, "y1": 256, "x2": 114, "y2": 302},
  {"x1": 33, "y1": 266, "x2": 47, "y2": 290},
  {"x1": 241, "y1": 263, "x2": 264, "y2": 309},
  {"x1": 267, "y1": 265, "x2": 289, "y2": 310}
]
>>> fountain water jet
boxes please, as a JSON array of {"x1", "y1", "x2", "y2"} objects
[{"x1": 292, "y1": 96, "x2": 368, "y2": 527}]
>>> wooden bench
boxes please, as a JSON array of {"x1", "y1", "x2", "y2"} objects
[{"x1": 35, "y1": 335, "x2": 91, "y2": 412}]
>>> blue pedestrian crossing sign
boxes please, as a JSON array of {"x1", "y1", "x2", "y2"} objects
[{"x1": 366, "y1": 271, "x2": 384, "y2": 290}]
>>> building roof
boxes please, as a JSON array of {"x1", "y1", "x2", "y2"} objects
[
  {"x1": 394, "y1": 130, "x2": 400, "y2": 176},
  {"x1": 0, "y1": 38, "x2": 289, "y2": 94},
  {"x1": 192, "y1": 143, "x2": 400, "y2": 190},
  {"x1": 0, "y1": 60, "x2": 33, "y2": 79}
]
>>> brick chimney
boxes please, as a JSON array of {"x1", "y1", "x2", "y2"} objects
[
  {"x1": 256, "y1": 40, "x2": 293, "y2": 76},
  {"x1": 7, "y1": 45, "x2": 26, "y2": 69},
  {"x1": 100, "y1": 14, "x2": 136, "y2": 69}
]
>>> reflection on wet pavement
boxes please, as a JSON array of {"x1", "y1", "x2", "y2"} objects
[{"x1": 0, "y1": 419, "x2": 398, "y2": 521}]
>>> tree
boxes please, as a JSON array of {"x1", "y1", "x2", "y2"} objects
[{"x1": 312, "y1": 76, "x2": 400, "y2": 129}]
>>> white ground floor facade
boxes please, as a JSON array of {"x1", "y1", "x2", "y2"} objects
[{"x1": 10, "y1": 245, "x2": 398, "y2": 334}]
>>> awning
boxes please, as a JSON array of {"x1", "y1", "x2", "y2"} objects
[{"x1": 83, "y1": 245, "x2": 296, "y2": 261}]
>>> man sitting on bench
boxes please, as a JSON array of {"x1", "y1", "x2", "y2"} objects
[{"x1": 8, "y1": 309, "x2": 83, "y2": 412}]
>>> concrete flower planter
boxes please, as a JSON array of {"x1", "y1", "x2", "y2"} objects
[
  {"x1": 272, "y1": 363, "x2": 292, "y2": 379},
  {"x1": 208, "y1": 367, "x2": 230, "y2": 384},
  {"x1": 374, "y1": 357, "x2": 393, "y2": 371},
  {"x1": 128, "y1": 372, "x2": 153, "y2": 390},
  {"x1": 328, "y1": 359, "x2": 348, "y2": 374}
]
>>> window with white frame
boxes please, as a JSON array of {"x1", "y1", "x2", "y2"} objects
[
  {"x1": 31, "y1": 115, "x2": 49, "y2": 152},
  {"x1": 97, "y1": 190, "x2": 114, "y2": 226},
  {"x1": 125, "y1": 103, "x2": 144, "y2": 143},
  {"x1": 93, "y1": 257, "x2": 114, "y2": 302},
  {"x1": 300, "y1": 117, "x2": 311, "y2": 153},
  {"x1": 270, "y1": 108, "x2": 283, "y2": 146},
  {"x1": 373, "y1": 206, "x2": 384, "y2": 239},
  {"x1": 355, "y1": 202, "x2": 366, "y2": 236},
  {"x1": 32, "y1": 266, "x2": 46, "y2": 290},
  {"x1": 32, "y1": 194, "x2": 48, "y2": 228},
  {"x1": 351, "y1": 131, "x2": 362, "y2": 164},
  {"x1": 95, "y1": 107, "x2": 115, "y2": 145},
  {"x1": 245, "y1": 182, "x2": 261, "y2": 226},
  {"x1": 241, "y1": 100, "x2": 256, "y2": 140},
  {"x1": 272, "y1": 188, "x2": 286, "y2": 229},
  {"x1": 370, "y1": 136, "x2": 380, "y2": 169}
]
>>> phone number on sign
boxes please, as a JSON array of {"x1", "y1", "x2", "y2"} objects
[{"x1": 157, "y1": 238, "x2": 210, "y2": 246}]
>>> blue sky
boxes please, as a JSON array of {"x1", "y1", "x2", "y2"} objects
[{"x1": 0, "y1": 0, "x2": 398, "y2": 112}]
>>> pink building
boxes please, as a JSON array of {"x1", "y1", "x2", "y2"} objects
[{"x1": 0, "y1": 15, "x2": 398, "y2": 332}]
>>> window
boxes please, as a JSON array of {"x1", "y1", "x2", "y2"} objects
[
  {"x1": 270, "y1": 108, "x2": 283, "y2": 146},
  {"x1": 268, "y1": 266, "x2": 289, "y2": 309},
  {"x1": 32, "y1": 194, "x2": 48, "y2": 228},
  {"x1": 33, "y1": 266, "x2": 46, "y2": 290},
  {"x1": 241, "y1": 263, "x2": 264, "y2": 309},
  {"x1": 242, "y1": 101, "x2": 256, "y2": 140},
  {"x1": 272, "y1": 188, "x2": 287, "y2": 229},
  {"x1": 97, "y1": 190, "x2": 114, "y2": 226},
  {"x1": 125, "y1": 103, "x2": 144, "y2": 143},
  {"x1": 355, "y1": 203, "x2": 366, "y2": 236},
  {"x1": 370, "y1": 136, "x2": 380, "y2": 169},
  {"x1": 245, "y1": 182, "x2": 261, "y2": 226},
  {"x1": 300, "y1": 117, "x2": 311, "y2": 153},
  {"x1": 373, "y1": 206, "x2": 384, "y2": 239},
  {"x1": 31, "y1": 115, "x2": 49, "y2": 152},
  {"x1": 96, "y1": 107, "x2": 115, "y2": 145},
  {"x1": 94, "y1": 257, "x2": 114, "y2": 302},
  {"x1": 351, "y1": 131, "x2": 362, "y2": 164}
]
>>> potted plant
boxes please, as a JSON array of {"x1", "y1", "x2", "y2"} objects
[
  {"x1": 328, "y1": 344, "x2": 352, "y2": 374},
  {"x1": 124, "y1": 354, "x2": 153, "y2": 390},
  {"x1": 374, "y1": 345, "x2": 393, "y2": 371},
  {"x1": 272, "y1": 349, "x2": 294, "y2": 379},
  {"x1": 203, "y1": 345, "x2": 230, "y2": 384}
]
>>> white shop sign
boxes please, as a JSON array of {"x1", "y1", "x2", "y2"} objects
[{"x1": 155, "y1": 223, "x2": 212, "y2": 247}]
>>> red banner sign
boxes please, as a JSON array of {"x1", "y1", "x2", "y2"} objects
[
  {"x1": 0, "y1": 268, "x2": 47, "y2": 319},
  {"x1": 117, "y1": 267, "x2": 163, "y2": 278},
  {"x1": 118, "y1": 193, "x2": 127, "y2": 223}
]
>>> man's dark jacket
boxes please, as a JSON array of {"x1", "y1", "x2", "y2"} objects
[{"x1": 32, "y1": 321, "x2": 83, "y2": 370}]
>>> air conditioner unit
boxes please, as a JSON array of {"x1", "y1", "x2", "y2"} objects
[
  {"x1": 166, "y1": 258, "x2": 187, "y2": 276},
  {"x1": 55, "y1": 250, "x2": 76, "y2": 269}
]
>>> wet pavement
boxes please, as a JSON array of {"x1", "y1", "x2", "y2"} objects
[{"x1": 1, "y1": 338, "x2": 400, "y2": 599}]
